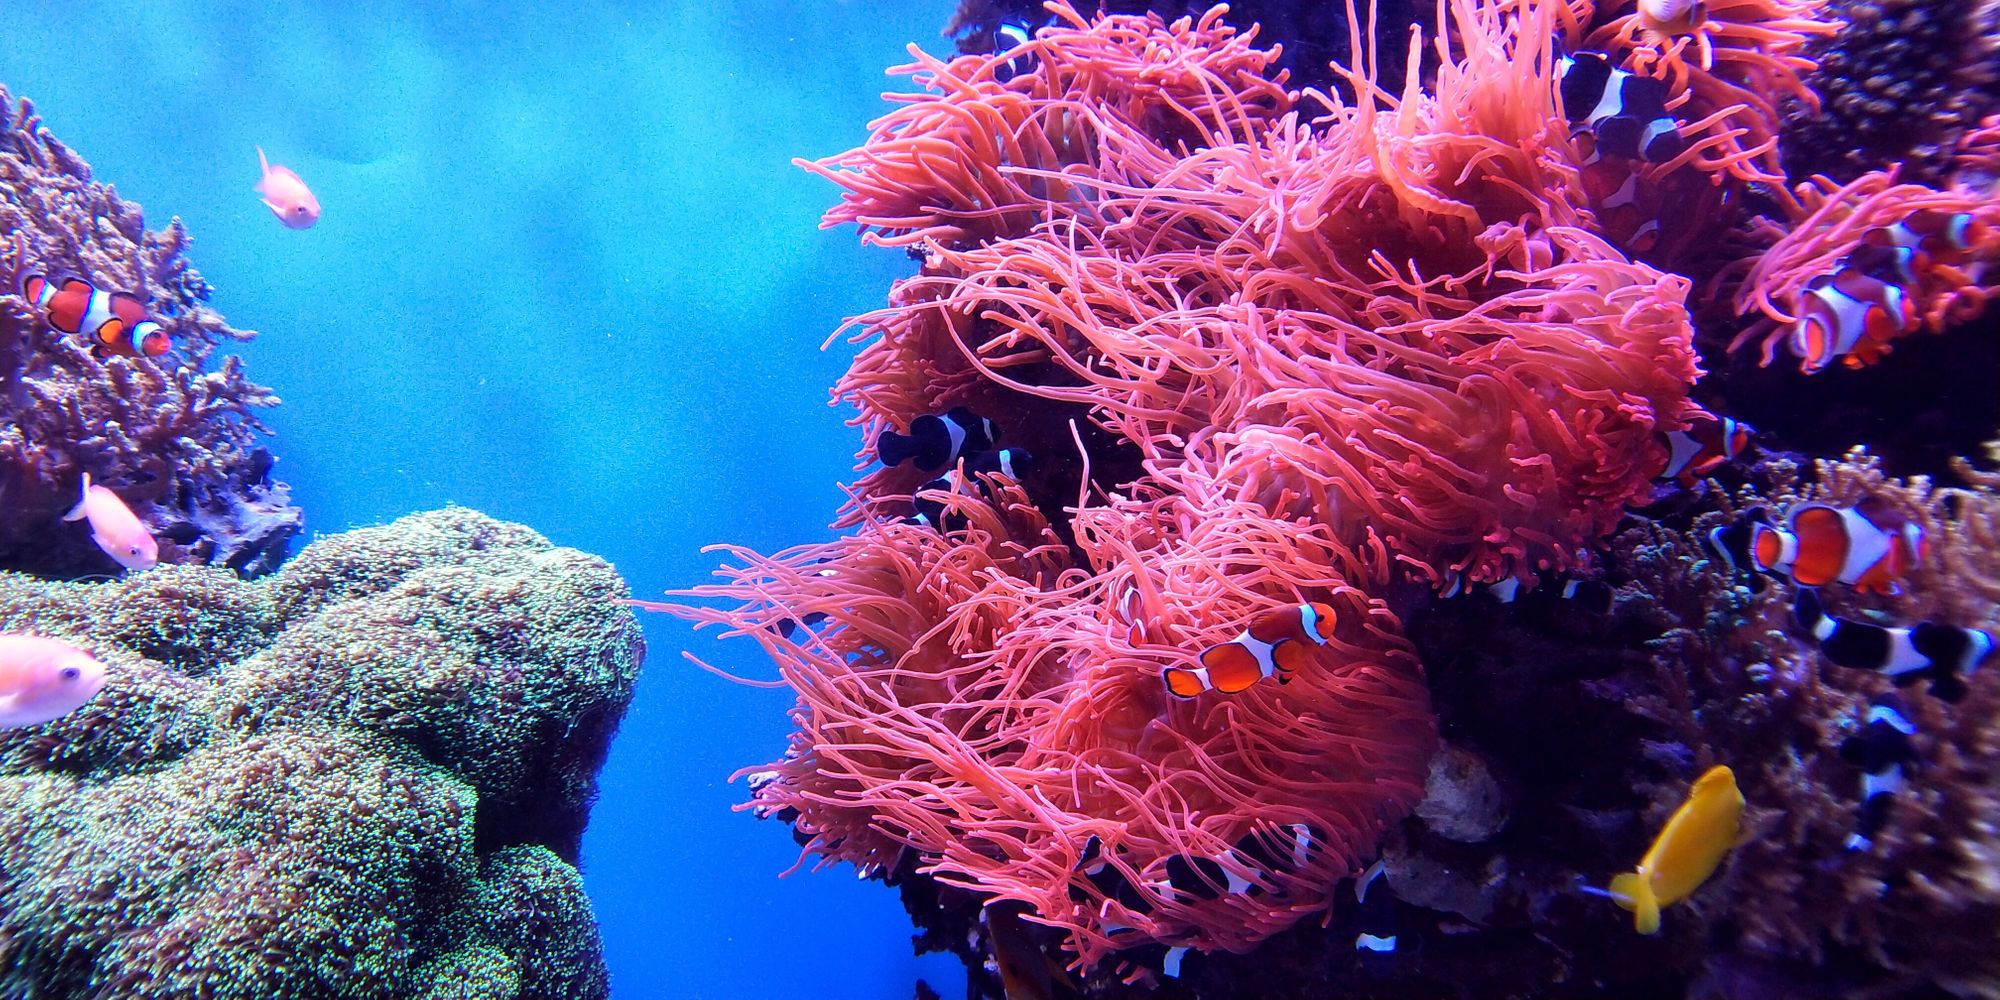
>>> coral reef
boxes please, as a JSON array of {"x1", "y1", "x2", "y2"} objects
[
  {"x1": 1782, "y1": 0, "x2": 2000, "y2": 185},
  {"x1": 0, "y1": 508, "x2": 642, "y2": 999},
  {"x1": 1, "y1": 85, "x2": 300, "y2": 579},
  {"x1": 646, "y1": 0, "x2": 2000, "y2": 996}
]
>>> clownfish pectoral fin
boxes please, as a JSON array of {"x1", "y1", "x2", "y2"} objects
[
  {"x1": 1162, "y1": 667, "x2": 1207, "y2": 699},
  {"x1": 261, "y1": 197, "x2": 288, "y2": 216},
  {"x1": 64, "y1": 472, "x2": 92, "y2": 522},
  {"x1": 1608, "y1": 871, "x2": 1661, "y2": 934}
]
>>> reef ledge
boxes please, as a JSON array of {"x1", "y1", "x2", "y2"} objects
[{"x1": 0, "y1": 507, "x2": 643, "y2": 1000}]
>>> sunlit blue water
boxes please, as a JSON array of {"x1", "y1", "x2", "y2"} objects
[{"x1": 0, "y1": 3, "x2": 963, "y2": 996}]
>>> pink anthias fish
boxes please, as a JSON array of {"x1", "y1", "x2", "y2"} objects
[
  {"x1": 0, "y1": 634, "x2": 108, "y2": 729},
  {"x1": 256, "y1": 146, "x2": 320, "y2": 229},
  {"x1": 64, "y1": 473, "x2": 159, "y2": 571}
]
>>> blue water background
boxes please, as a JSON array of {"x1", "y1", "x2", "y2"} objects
[{"x1": 0, "y1": 3, "x2": 965, "y2": 997}]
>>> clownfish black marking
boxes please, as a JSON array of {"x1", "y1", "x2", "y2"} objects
[
  {"x1": 20, "y1": 272, "x2": 171, "y2": 358},
  {"x1": 771, "y1": 612, "x2": 829, "y2": 640},
  {"x1": 1655, "y1": 413, "x2": 1753, "y2": 487},
  {"x1": 1227, "y1": 823, "x2": 1324, "y2": 896},
  {"x1": 1069, "y1": 835, "x2": 1154, "y2": 916},
  {"x1": 1438, "y1": 570, "x2": 1614, "y2": 615},
  {"x1": 1163, "y1": 852, "x2": 1252, "y2": 901},
  {"x1": 903, "y1": 447, "x2": 1035, "y2": 533},
  {"x1": 1837, "y1": 693, "x2": 1919, "y2": 852},
  {"x1": 1794, "y1": 588, "x2": 1993, "y2": 702},
  {"x1": 991, "y1": 19, "x2": 1040, "y2": 83},
  {"x1": 876, "y1": 407, "x2": 998, "y2": 472},
  {"x1": 1556, "y1": 51, "x2": 1685, "y2": 164},
  {"x1": 1353, "y1": 860, "x2": 1398, "y2": 974}
]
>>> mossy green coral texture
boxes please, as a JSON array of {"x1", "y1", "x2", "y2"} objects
[{"x1": 0, "y1": 508, "x2": 642, "y2": 999}]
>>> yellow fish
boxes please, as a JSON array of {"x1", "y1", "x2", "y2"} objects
[{"x1": 1606, "y1": 764, "x2": 1745, "y2": 934}]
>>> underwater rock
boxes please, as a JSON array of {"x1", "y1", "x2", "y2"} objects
[
  {"x1": 1416, "y1": 741, "x2": 1512, "y2": 843},
  {"x1": 0, "y1": 508, "x2": 643, "y2": 999},
  {"x1": 0, "y1": 85, "x2": 301, "y2": 579}
]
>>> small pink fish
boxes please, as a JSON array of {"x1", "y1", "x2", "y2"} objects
[
  {"x1": 256, "y1": 146, "x2": 320, "y2": 229},
  {"x1": 0, "y1": 634, "x2": 108, "y2": 729},
  {"x1": 63, "y1": 473, "x2": 159, "y2": 571}
]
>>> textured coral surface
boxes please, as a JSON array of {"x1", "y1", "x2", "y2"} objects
[
  {"x1": 1, "y1": 85, "x2": 300, "y2": 579},
  {"x1": 0, "y1": 508, "x2": 642, "y2": 999}
]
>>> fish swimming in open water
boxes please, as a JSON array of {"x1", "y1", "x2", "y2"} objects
[{"x1": 256, "y1": 147, "x2": 321, "y2": 229}]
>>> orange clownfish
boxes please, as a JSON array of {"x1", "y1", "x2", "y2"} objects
[
  {"x1": 1599, "y1": 765, "x2": 1744, "y2": 934},
  {"x1": 1862, "y1": 209, "x2": 1979, "y2": 276},
  {"x1": 1163, "y1": 602, "x2": 1335, "y2": 698},
  {"x1": 1707, "y1": 496, "x2": 1926, "y2": 595},
  {"x1": 1653, "y1": 412, "x2": 1752, "y2": 487},
  {"x1": 1789, "y1": 266, "x2": 1914, "y2": 374},
  {"x1": 20, "y1": 273, "x2": 170, "y2": 358}
]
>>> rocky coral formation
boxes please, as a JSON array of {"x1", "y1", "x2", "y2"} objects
[
  {"x1": 0, "y1": 508, "x2": 642, "y2": 999},
  {"x1": 1782, "y1": 0, "x2": 2000, "y2": 185},
  {"x1": 1, "y1": 85, "x2": 300, "y2": 579}
]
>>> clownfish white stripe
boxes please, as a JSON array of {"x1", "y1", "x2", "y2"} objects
[{"x1": 1357, "y1": 933, "x2": 1398, "y2": 954}]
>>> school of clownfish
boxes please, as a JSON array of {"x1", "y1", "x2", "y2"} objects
[{"x1": 0, "y1": 150, "x2": 320, "y2": 734}]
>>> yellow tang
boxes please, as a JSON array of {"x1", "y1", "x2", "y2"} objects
[{"x1": 1608, "y1": 764, "x2": 1745, "y2": 934}]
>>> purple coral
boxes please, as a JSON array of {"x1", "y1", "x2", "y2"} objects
[{"x1": 0, "y1": 85, "x2": 300, "y2": 579}]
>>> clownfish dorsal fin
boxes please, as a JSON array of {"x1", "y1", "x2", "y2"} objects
[
  {"x1": 64, "y1": 472, "x2": 93, "y2": 522},
  {"x1": 1609, "y1": 871, "x2": 1661, "y2": 934}
]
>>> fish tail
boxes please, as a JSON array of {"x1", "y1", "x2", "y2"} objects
[
  {"x1": 63, "y1": 472, "x2": 91, "y2": 521},
  {"x1": 1609, "y1": 872, "x2": 1661, "y2": 934}
]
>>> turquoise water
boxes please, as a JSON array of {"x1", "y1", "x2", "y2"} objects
[{"x1": 0, "y1": 2, "x2": 964, "y2": 996}]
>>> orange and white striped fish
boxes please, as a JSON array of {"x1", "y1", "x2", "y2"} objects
[
  {"x1": 1163, "y1": 602, "x2": 1335, "y2": 698},
  {"x1": 1708, "y1": 497, "x2": 1926, "y2": 596},
  {"x1": 1789, "y1": 267, "x2": 1913, "y2": 373},
  {"x1": 1861, "y1": 209, "x2": 1979, "y2": 276},
  {"x1": 20, "y1": 273, "x2": 170, "y2": 358},
  {"x1": 1653, "y1": 412, "x2": 1752, "y2": 487}
]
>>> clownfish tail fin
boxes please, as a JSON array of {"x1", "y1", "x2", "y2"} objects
[
  {"x1": 64, "y1": 472, "x2": 91, "y2": 521},
  {"x1": 1609, "y1": 872, "x2": 1661, "y2": 934}
]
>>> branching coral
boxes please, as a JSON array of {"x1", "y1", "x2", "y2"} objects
[
  {"x1": 0, "y1": 508, "x2": 642, "y2": 999},
  {"x1": 0, "y1": 86, "x2": 300, "y2": 578}
]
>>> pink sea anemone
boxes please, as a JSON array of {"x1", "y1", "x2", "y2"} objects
[{"x1": 653, "y1": 0, "x2": 1706, "y2": 966}]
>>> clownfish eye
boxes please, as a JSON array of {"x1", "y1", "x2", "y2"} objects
[
  {"x1": 59, "y1": 666, "x2": 81, "y2": 681},
  {"x1": 128, "y1": 545, "x2": 142, "y2": 556}
]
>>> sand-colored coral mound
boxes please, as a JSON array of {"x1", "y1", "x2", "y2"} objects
[{"x1": 0, "y1": 508, "x2": 642, "y2": 1000}]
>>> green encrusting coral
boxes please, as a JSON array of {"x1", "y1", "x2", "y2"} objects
[{"x1": 0, "y1": 508, "x2": 642, "y2": 999}]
